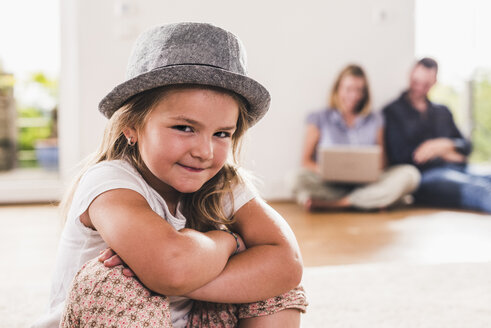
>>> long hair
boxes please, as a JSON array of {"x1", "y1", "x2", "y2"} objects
[
  {"x1": 60, "y1": 84, "x2": 251, "y2": 232},
  {"x1": 329, "y1": 64, "x2": 371, "y2": 115}
]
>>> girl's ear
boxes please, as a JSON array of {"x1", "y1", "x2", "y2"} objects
[{"x1": 122, "y1": 127, "x2": 138, "y2": 142}]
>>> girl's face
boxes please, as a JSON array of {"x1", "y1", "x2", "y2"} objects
[
  {"x1": 337, "y1": 75, "x2": 365, "y2": 114},
  {"x1": 132, "y1": 88, "x2": 239, "y2": 200}
]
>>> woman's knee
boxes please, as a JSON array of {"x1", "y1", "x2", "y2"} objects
[
  {"x1": 290, "y1": 168, "x2": 322, "y2": 193},
  {"x1": 388, "y1": 164, "x2": 421, "y2": 192}
]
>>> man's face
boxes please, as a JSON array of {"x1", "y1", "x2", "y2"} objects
[{"x1": 409, "y1": 65, "x2": 437, "y2": 99}]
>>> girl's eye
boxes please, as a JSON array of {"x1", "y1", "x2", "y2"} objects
[
  {"x1": 214, "y1": 131, "x2": 231, "y2": 138},
  {"x1": 173, "y1": 125, "x2": 193, "y2": 133}
]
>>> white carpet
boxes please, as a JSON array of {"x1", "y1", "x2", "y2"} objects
[
  {"x1": 301, "y1": 262, "x2": 491, "y2": 327},
  {"x1": 7, "y1": 261, "x2": 491, "y2": 327}
]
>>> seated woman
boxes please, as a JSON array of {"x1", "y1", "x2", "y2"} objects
[{"x1": 294, "y1": 64, "x2": 421, "y2": 211}]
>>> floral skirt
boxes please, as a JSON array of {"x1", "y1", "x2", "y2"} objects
[{"x1": 61, "y1": 258, "x2": 308, "y2": 327}]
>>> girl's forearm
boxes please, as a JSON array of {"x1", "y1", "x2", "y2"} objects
[
  {"x1": 184, "y1": 244, "x2": 303, "y2": 303},
  {"x1": 147, "y1": 229, "x2": 236, "y2": 295}
]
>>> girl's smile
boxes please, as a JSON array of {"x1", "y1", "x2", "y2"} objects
[
  {"x1": 177, "y1": 163, "x2": 206, "y2": 173},
  {"x1": 177, "y1": 163, "x2": 206, "y2": 172}
]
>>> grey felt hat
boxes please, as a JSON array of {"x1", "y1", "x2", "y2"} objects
[{"x1": 99, "y1": 22, "x2": 271, "y2": 126}]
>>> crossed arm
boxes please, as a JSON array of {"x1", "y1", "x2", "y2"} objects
[
  {"x1": 185, "y1": 197, "x2": 303, "y2": 303},
  {"x1": 413, "y1": 138, "x2": 467, "y2": 164},
  {"x1": 384, "y1": 108, "x2": 470, "y2": 166},
  {"x1": 85, "y1": 188, "x2": 303, "y2": 303}
]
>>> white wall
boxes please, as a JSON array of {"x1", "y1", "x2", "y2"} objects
[{"x1": 60, "y1": 0, "x2": 415, "y2": 199}]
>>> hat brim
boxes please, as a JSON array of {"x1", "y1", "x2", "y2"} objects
[{"x1": 99, "y1": 65, "x2": 270, "y2": 127}]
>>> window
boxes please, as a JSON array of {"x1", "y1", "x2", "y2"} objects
[
  {"x1": 0, "y1": 0, "x2": 61, "y2": 202},
  {"x1": 416, "y1": 0, "x2": 491, "y2": 163}
]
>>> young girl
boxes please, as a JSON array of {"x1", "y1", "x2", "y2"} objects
[
  {"x1": 294, "y1": 64, "x2": 421, "y2": 211},
  {"x1": 32, "y1": 23, "x2": 306, "y2": 328}
]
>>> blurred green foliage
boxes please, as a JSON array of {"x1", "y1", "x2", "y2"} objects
[
  {"x1": 17, "y1": 72, "x2": 58, "y2": 168},
  {"x1": 30, "y1": 71, "x2": 58, "y2": 98},
  {"x1": 0, "y1": 73, "x2": 15, "y2": 90},
  {"x1": 471, "y1": 72, "x2": 491, "y2": 162},
  {"x1": 429, "y1": 83, "x2": 463, "y2": 125},
  {"x1": 429, "y1": 71, "x2": 491, "y2": 163},
  {"x1": 18, "y1": 107, "x2": 52, "y2": 151}
]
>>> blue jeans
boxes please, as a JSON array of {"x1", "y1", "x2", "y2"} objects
[{"x1": 415, "y1": 164, "x2": 491, "y2": 213}]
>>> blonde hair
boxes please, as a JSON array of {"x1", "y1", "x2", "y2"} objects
[
  {"x1": 329, "y1": 64, "x2": 371, "y2": 115},
  {"x1": 60, "y1": 84, "x2": 251, "y2": 232}
]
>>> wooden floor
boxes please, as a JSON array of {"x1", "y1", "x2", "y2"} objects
[
  {"x1": 2, "y1": 202, "x2": 491, "y2": 270},
  {"x1": 271, "y1": 202, "x2": 491, "y2": 267}
]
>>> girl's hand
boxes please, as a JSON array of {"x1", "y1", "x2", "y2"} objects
[
  {"x1": 234, "y1": 232, "x2": 247, "y2": 254},
  {"x1": 98, "y1": 248, "x2": 135, "y2": 277},
  {"x1": 220, "y1": 230, "x2": 247, "y2": 255}
]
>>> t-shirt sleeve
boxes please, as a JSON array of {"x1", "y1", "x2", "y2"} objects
[
  {"x1": 306, "y1": 111, "x2": 322, "y2": 128},
  {"x1": 221, "y1": 177, "x2": 259, "y2": 219},
  {"x1": 70, "y1": 161, "x2": 146, "y2": 219}
]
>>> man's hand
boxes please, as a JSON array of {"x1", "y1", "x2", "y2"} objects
[
  {"x1": 440, "y1": 151, "x2": 466, "y2": 163},
  {"x1": 413, "y1": 138, "x2": 455, "y2": 164}
]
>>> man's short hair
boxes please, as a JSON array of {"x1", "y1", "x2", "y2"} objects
[{"x1": 416, "y1": 57, "x2": 438, "y2": 73}]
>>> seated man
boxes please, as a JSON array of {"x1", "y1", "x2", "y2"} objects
[{"x1": 383, "y1": 57, "x2": 491, "y2": 213}]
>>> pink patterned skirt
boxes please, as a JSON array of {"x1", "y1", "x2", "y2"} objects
[{"x1": 61, "y1": 258, "x2": 308, "y2": 327}]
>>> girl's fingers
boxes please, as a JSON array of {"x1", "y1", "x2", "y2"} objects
[
  {"x1": 103, "y1": 254, "x2": 124, "y2": 267},
  {"x1": 100, "y1": 251, "x2": 134, "y2": 277},
  {"x1": 98, "y1": 248, "x2": 115, "y2": 262},
  {"x1": 235, "y1": 232, "x2": 247, "y2": 253},
  {"x1": 122, "y1": 268, "x2": 136, "y2": 277}
]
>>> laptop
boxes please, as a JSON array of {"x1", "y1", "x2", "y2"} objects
[{"x1": 317, "y1": 145, "x2": 382, "y2": 183}]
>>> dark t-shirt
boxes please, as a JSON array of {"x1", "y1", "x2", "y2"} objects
[{"x1": 382, "y1": 91, "x2": 472, "y2": 171}]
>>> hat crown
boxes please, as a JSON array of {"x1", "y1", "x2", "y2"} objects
[
  {"x1": 126, "y1": 23, "x2": 247, "y2": 80},
  {"x1": 99, "y1": 22, "x2": 270, "y2": 126}
]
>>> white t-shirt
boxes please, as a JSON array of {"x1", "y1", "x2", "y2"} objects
[{"x1": 32, "y1": 159, "x2": 256, "y2": 328}]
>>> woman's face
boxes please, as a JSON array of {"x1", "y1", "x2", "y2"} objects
[
  {"x1": 337, "y1": 75, "x2": 365, "y2": 114},
  {"x1": 130, "y1": 88, "x2": 239, "y2": 200}
]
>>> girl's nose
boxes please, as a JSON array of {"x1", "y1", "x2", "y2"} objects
[{"x1": 191, "y1": 136, "x2": 213, "y2": 161}]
